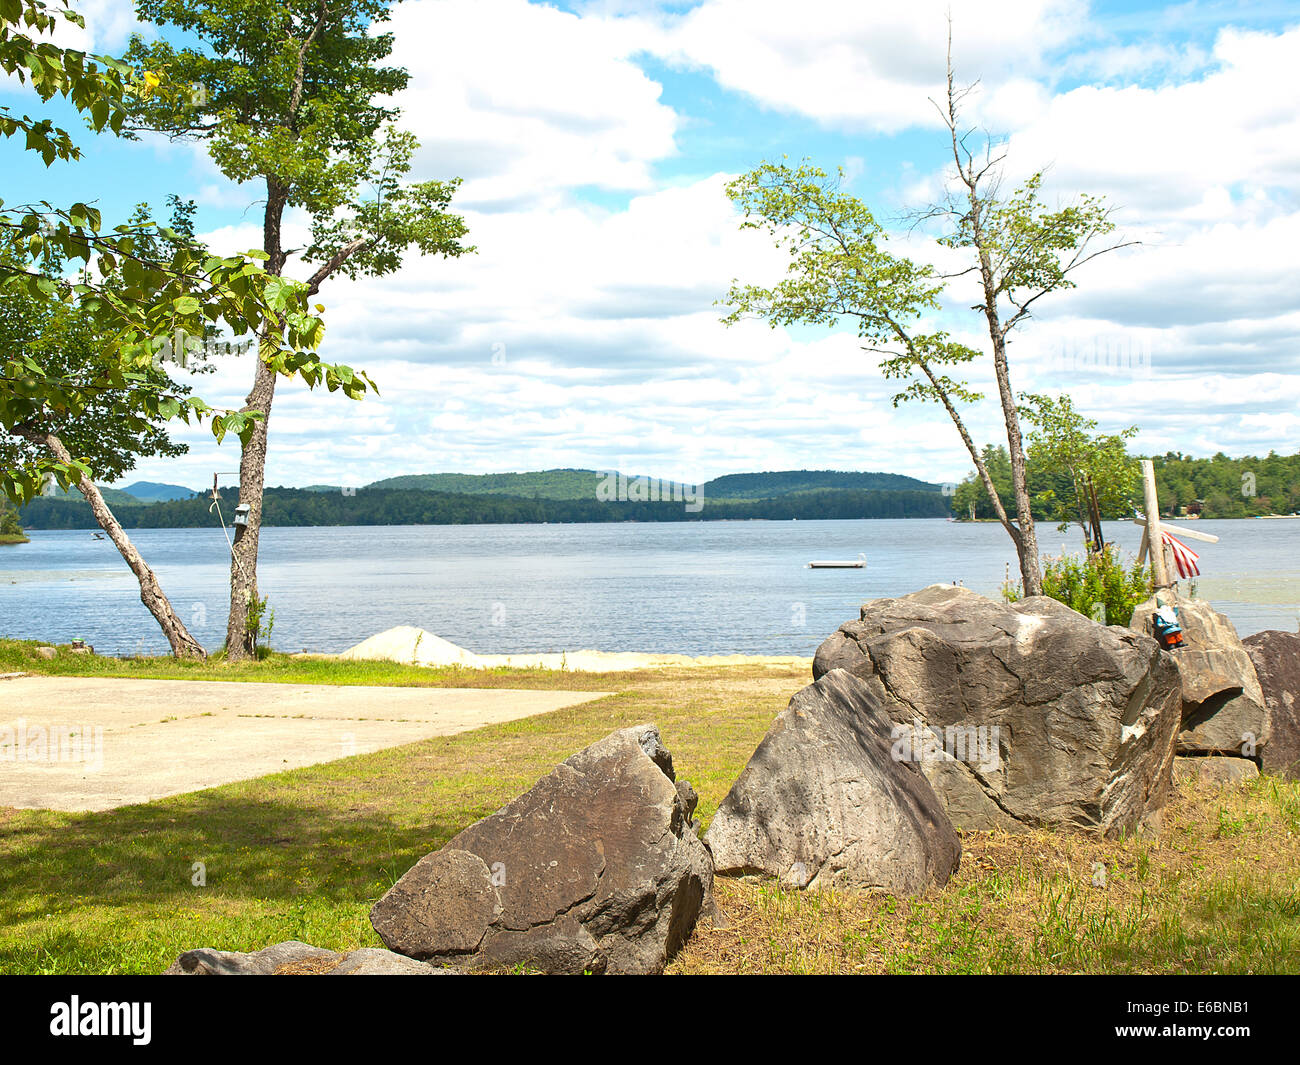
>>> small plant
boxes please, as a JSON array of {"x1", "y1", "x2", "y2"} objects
[
  {"x1": 1005, "y1": 546, "x2": 1153, "y2": 627},
  {"x1": 246, "y1": 594, "x2": 275, "y2": 658}
]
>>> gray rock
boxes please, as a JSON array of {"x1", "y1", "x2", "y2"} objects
[
  {"x1": 371, "y1": 724, "x2": 713, "y2": 975},
  {"x1": 1130, "y1": 597, "x2": 1268, "y2": 757},
  {"x1": 326, "y1": 947, "x2": 453, "y2": 975},
  {"x1": 813, "y1": 585, "x2": 1181, "y2": 838},
  {"x1": 163, "y1": 940, "x2": 454, "y2": 975},
  {"x1": 705, "y1": 670, "x2": 961, "y2": 894},
  {"x1": 34, "y1": 647, "x2": 56, "y2": 660},
  {"x1": 1173, "y1": 756, "x2": 1260, "y2": 786},
  {"x1": 1243, "y1": 630, "x2": 1300, "y2": 779}
]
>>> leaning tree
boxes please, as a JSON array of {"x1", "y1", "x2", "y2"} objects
[
  {"x1": 1, "y1": 0, "x2": 375, "y2": 657},
  {"x1": 125, "y1": 0, "x2": 472, "y2": 659},
  {"x1": 722, "y1": 32, "x2": 1133, "y2": 595}
]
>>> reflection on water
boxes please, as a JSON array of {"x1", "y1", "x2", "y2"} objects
[{"x1": 0, "y1": 518, "x2": 1296, "y2": 657}]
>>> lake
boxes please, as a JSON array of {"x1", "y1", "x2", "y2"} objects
[{"x1": 1, "y1": 519, "x2": 1297, "y2": 657}]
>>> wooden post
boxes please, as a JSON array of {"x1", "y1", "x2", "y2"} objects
[{"x1": 1141, "y1": 459, "x2": 1172, "y2": 590}]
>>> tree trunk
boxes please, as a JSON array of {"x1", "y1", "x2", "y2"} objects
[
  {"x1": 223, "y1": 352, "x2": 277, "y2": 660},
  {"x1": 988, "y1": 330, "x2": 1043, "y2": 594},
  {"x1": 966, "y1": 203, "x2": 1042, "y2": 595},
  {"x1": 224, "y1": 179, "x2": 288, "y2": 662},
  {"x1": 19, "y1": 428, "x2": 206, "y2": 659},
  {"x1": 1086, "y1": 475, "x2": 1105, "y2": 552},
  {"x1": 944, "y1": 36, "x2": 1042, "y2": 596},
  {"x1": 920, "y1": 361, "x2": 1022, "y2": 551}
]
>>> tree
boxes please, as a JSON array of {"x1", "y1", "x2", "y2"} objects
[
  {"x1": 0, "y1": 499, "x2": 22, "y2": 535},
  {"x1": 125, "y1": 0, "x2": 472, "y2": 659},
  {"x1": 1020, "y1": 393, "x2": 1139, "y2": 551},
  {"x1": 2, "y1": 0, "x2": 374, "y2": 657},
  {"x1": 950, "y1": 444, "x2": 1013, "y2": 521},
  {"x1": 1, "y1": 200, "x2": 211, "y2": 655},
  {"x1": 721, "y1": 30, "x2": 1133, "y2": 595}
]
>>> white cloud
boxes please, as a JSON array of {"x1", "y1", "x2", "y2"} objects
[
  {"x1": 1003, "y1": 26, "x2": 1300, "y2": 218},
  {"x1": 657, "y1": 0, "x2": 1086, "y2": 132},
  {"x1": 115, "y1": 3, "x2": 1300, "y2": 491},
  {"x1": 45, "y1": 0, "x2": 141, "y2": 52},
  {"x1": 389, "y1": 0, "x2": 678, "y2": 208}
]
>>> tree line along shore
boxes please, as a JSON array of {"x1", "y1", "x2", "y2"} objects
[
  {"x1": 11, "y1": 449, "x2": 1300, "y2": 532},
  {"x1": 15, "y1": 485, "x2": 952, "y2": 529}
]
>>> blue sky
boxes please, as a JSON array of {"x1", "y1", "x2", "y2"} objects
[{"x1": 4, "y1": 0, "x2": 1300, "y2": 490}]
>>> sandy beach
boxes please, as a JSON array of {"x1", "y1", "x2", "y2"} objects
[{"x1": 319, "y1": 625, "x2": 813, "y2": 672}]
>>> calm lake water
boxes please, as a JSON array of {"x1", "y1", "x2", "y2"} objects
[{"x1": 1, "y1": 519, "x2": 1297, "y2": 657}]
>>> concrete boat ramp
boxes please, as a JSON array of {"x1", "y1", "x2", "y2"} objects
[{"x1": 0, "y1": 675, "x2": 608, "y2": 812}]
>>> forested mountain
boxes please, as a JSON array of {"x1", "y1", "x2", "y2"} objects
[
  {"x1": 19, "y1": 485, "x2": 950, "y2": 529},
  {"x1": 357, "y1": 467, "x2": 940, "y2": 500},
  {"x1": 22, "y1": 454, "x2": 1294, "y2": 532},
  {"x1": 119, "y1": 481, "x2": 200, "y2": 502},
  {"x1": 703, "y1": 470, "x2": 939, "y2": 497},
  {"x1": 365, "y1": 469, "x2": 614, "y2": 499}
]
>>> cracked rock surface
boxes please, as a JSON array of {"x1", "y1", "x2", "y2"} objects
[
  {"x1": 370, "y1": 724, "x2": 713, "y2": 974},
  {"x1": 705, "y1": 669, "x2": 961, "y2": 894},
  {"x1": 812, "y1": 585, "x2": 1181, "y2": 838}
]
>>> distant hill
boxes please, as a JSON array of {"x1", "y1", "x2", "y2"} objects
[
  {"x1": 20, "y1": 483, "x2": 951, "y2": 529},
  {"x1": 366, "y1": 469, "x2": 673, "y2": 500},
  {"x1": 41, "y1": 485, "x2": 140, "y2": 506},
  {"x1": 119, "y1": 481, "x2": 200, "y2": 502},
  {"x1": 363, "y1": 468, "x2": 940, "y2": 501},
  {"x1": 702, "y1": 469, "x2": 940, "y2": 499},
  {"x1": 38, "y1": 481, "x2": 199, "y2": 506}
]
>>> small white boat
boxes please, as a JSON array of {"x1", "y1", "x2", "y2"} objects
[{"x1": 808, "y1": 553, "x2": 866, "y2": 569}]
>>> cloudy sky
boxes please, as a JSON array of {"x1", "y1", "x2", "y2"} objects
[{"x1": 6, "y1": 0, "x2": 1300, "y2": 490}]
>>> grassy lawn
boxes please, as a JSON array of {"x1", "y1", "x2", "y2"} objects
[
  {"x1": 0, "y1": 638, "x2": 623, "y2": 690},
  {"x1": 1, "y1": 638, "x2": 1297, "y2": 975}
]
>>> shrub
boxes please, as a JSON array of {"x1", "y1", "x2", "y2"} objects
[
  {"x1": 0, "y1": 505, "x2": 23, "y2": 536},
  {"x1": 1004, "y1": 546, "x2": 1153, "y2": 627}
]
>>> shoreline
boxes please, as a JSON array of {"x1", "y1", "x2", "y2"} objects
[{"x1": 322, "y1": 626, "x2": 811, "y2": 673}]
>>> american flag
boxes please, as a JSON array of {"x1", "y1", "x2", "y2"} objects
[{"x1": 1162, "y1": 531, "x2": 1201, "y2": 579}]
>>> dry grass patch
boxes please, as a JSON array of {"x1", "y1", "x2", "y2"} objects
[{"x1": 674, "y1": 774, "x2": 1300, "y2": 975}]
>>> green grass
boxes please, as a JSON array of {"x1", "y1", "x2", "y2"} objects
[
  {"x1": 0, "y1": 533, "x2": 30, "y2": 545},
  {"x1": 0, "y1": 638, "x2": 617, "y2": 691},
  {"x1": 1, "y1": 639, "x2": 1297, "y2": 975}
]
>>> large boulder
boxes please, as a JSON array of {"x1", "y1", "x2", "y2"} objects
[
  {"x1": 813, "y1": 585, "x2": 1181, "y2": 838},
  {"x1": 1243, "y1": 630, "x2": 1300, "y2": 779},
  {"x1": 370, "y1": 724, "x2": 713, "y2": 975},
  {"x1": 1129, "y1": 597, "x2": 1269, "y2": 758},
  {"x1": 164, "y1": 941, "x2": 454, "y2": 975},
  {"x1": 705, "y1": 670, "x2": 961, "y2": 894}
]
